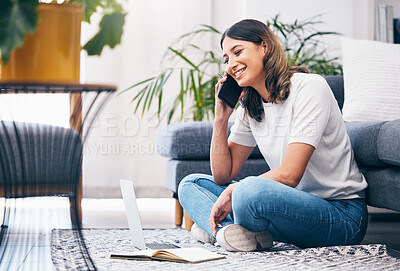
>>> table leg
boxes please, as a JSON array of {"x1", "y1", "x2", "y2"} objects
[{"x1": 70, "y1": 93, "x2": 83, "y2": 225}]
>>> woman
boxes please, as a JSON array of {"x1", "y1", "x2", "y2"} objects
[{"x1": 178, "y1": 19, "x2": 368, "y2": 252}]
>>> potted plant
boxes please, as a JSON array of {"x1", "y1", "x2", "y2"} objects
[
  {"x1": 121, "y1": 15, "x2": 342, "y2": 123},
  {"x1": 266, "y1": 14, "x2": 342, "y2": 75},
  {"x1": 0, "y1": 0, "x2": 126, "y2": 82},
  {"x1": 121, "y1": 24, "x2": 223, "y2": 123}
]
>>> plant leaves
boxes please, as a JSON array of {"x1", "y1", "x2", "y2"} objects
[
  {"x1": 198, "y1": 24, "x2": 220, "y2": 34},
  {"x1": 119, "y1": 76, "x2": 156, "y2": 96},
  {"x1": 133, "y1": 86, "x2": 148, "y2": 113},
  {"x1": 146, "y1": 76, "x2": 160, "y2": 111},
  {"x1": 0, "y1": 0, "x2": 39, "y2": 65},
  {"x1": 83, "y1": 12, "x2": 126, "y2": 55},
  {"x1": 78, "y1": 0, "x2": 103, "y2": 23},
  {"x1": 266, "y1": 14, "x2": 342, "y2": 76},
  {"x1": 168, "y1": 47, "x2": 200, "y2": 72}
]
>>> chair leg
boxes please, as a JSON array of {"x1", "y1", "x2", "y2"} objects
[
  {"x1": 174, "y1": 195, "x2": 194, "y2": 230},
  {"x1": 69, "y1": 197, "x2": 82, "y2": 228},
  {"x1": 184, "y1": 210, "x2": 194, "y2": 231},
  {"x1": 70, "y1": 178, "x2": 83, "y2": 227},
  {"x1": 175, "y1": 198, "x2": 183, "y2": 227}
]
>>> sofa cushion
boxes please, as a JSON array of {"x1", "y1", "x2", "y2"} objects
[
  {"x1": 341, "y1": 37, "x2": 400, "y2": 122},
  {"x1": 345, "y1": 121, "x2": 387, "y2": 167},
  {"x1": 166, "y1": 159, "x2": 269, "y2": 193},
  {"x1": 377, "y1": 119, "x2": 400, "y2": 166},
  {"x1": 157, "y1": 121, "x2": 263, "y2": 160},
  {"x1": 361, "y1": 167, "x2": 400, "y2": 212},
  {"x1": 324, "y1": 75, "x2": 344, "y2": 110}
]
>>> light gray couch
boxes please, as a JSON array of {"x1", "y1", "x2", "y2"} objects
[{"x1": 157, "y1": 75, "x2": 400, "y2": 226}]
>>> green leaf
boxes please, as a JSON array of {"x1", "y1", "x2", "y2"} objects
[
  {"x1": 167, "y1": 96, "x2": 182, "y2": 123},
  {"x1": 119, "y1": 76, "x2": 156, "y2": 96},
  {"x1": 131, "y1": 87, "x2": 146, "y2": 102},
  {"x1": 168, "y1": 47, "x2": 200, "y2": 72},
  {"x1": 75, "y1": 0, "x2": 125, "y2": 22},
  {"x1": 83, "y1": 12, "x2": 126, "y2": 55},
  {"x1": 179, "y1": 69, "x2": 185, "y2": 119},
  {"x1": 198, "y1": 24, "x2": 220, "y2": 34},
  {"x1": 133, "y1": 86, "x2": 148, "y2": 114},
  {"x1": 146, "y1": 76, "x2": 160, "y2": 111},
  {"x1": 158, "y1": 89, "x2": 163, "y2": 119},
  {"x1": 78, "y1": 0, "x2": 102, "y2": 23},
  {"x1": 142, "y1": 80, "x2": 154, "y2": 114},
  {"x1": 0, "y1": 0, "x2": 39, "y2": 65}
]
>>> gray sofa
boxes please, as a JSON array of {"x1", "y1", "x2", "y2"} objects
[{"x1": 157, "y1": 75, "x2": 400, "y2": 226}]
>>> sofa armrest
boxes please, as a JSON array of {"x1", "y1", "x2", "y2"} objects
[
  {"x1": 156, "y1": 121, "x2": 263, "y2": 160},
  {"x1": 378, "y1": 119, "x2": 400, "y2": 167},
  {"x1": 345, "y1": 119, "x2": 400, "y2": 167},
  {"x1": 345, "y1": 121, "x2": 387, "y2": 167}
]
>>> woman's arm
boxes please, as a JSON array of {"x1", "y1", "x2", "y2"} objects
[
  {"x1": 259, "y1": 142, "x2": 315, "y2": 187},
  {"x1": 210, "y1": 118, "x2": 254, "y2": 185},
  {"x1": 211, "y1": 74, "x2": 251, "y2": 185}
]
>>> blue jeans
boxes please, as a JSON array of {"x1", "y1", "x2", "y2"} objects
[{"x1": 178, "y1": 174, "x2": 368, "y2": 248}]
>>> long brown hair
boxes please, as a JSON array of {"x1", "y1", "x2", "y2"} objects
[{"x1": 220, "y1": 19, "x2": 308, "y2": 122}]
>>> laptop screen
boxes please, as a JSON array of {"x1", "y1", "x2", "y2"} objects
[{"x1": 120, "y1": 179, "x2": 146, "y2": 250}]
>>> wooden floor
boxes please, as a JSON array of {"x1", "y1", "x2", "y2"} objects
[
  {"x1": 0, "y1": 197, "x2": 176, "y2": 271},
  {"x1": 0, "y1": 197, "x2": 399, "y2": 270}
]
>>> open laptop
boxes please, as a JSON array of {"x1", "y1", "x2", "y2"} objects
[{"x1": 119, "y1": 179, "x2": 180, "y2": 250}]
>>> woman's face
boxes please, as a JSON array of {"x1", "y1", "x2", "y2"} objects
[{"x1": 222, "y1": 36, "x2": 266, "y2": 89}]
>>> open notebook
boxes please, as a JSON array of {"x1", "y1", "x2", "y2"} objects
[{"x1": 110, "y1": 247, "x2": 225, "y2": 263}]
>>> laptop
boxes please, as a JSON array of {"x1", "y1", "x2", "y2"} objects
[{"x1": 119, "y1": 179, "x2": 180, "y2": 250}]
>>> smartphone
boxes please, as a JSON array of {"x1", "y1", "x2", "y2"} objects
[{"x1": 217, "y1": 74, "x2": 244, "y2": 108}]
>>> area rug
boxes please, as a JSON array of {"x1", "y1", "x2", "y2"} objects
[{"x1": 51, "y1": 228, "x2": 400, "y2": 270}]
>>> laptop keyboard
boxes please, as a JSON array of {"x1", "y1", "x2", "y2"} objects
[{"x1": 146, "y1": 243, "x2": 180, "y2": 249}]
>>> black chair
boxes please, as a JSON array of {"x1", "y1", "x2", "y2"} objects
[
  {"x1": 0, "y1": 82, "x2": 116, "y2": 270},
  {"x1": 0, "y1": 121, "x2": 82, "y2": 224}
]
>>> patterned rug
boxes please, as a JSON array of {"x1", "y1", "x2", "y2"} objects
[{"x1": 51, "y1": 228, "x2": 400, "y2": 270}]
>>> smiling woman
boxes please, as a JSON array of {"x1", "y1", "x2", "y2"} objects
[
  {"x1": 220, "y1": 19, "x2": 309, "y2": 122},
  {"x1": 178, "y1": 19, "x2": 369, "y2": 252}
]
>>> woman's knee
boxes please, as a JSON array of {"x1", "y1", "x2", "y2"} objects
[
  {"x1": 232, "y1": 177, "x2": 272, "y2": 211},
  {"x1": 231, "y1": 177, "x2": 276, "y2": 231},
  {"x1": 178, "y1": 173, "x2": 212, "y2": 191},
  {"x1": 178, "y1": 174, "x2": 199, "y2": 198},
  {"x1": 233, "y1": 177, "x2": 275, "y2": 200},
  {"x1": 178, "y1": 173, "x2": 214, "y2": 202}
]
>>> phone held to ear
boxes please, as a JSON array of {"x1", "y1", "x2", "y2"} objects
[{"x1": 217, "y1": 74, "x2": 244, "y2": 109}]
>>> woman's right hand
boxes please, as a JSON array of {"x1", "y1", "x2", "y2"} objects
[{"x1": 209, "y1": 182, "x2": 238, "y2": 236}]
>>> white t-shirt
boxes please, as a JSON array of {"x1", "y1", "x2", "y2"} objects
[{"x1": 228, "y1": 73, "x2": 367, "y2": 200}]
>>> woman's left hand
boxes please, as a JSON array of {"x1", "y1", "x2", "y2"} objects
[{"x1": 209, "y1": 182, "x2": 238, "y2": 237}]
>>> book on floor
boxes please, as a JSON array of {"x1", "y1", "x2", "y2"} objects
[{"x1": 110, "y1": 247, "x2": 225, "y2": 263}]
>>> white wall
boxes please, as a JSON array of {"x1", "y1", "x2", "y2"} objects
[
  {"x1": 82, "y1": 0, "x2": 218, "y2": 198},
  {"x1": 81, "y1": 0, "x2": 386, "y2": 198},
  {"x1": 244, "y1": 0, "x2": 376, "y2": 60}
]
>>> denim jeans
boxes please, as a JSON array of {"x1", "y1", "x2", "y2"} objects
[{"x1": 178, "y1": 173, "x2": 368, "y2": 248}]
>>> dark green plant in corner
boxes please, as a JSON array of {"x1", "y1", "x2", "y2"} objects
[
  {"x1": 122, "y1": 15, "x2": 342, "y2": 123},
  {"x1": 267, "y1": 14, "x2": 343, "y2": 75},
  {"x1": 0, "y1": 0, "x2": 127, "y2": 65}
]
